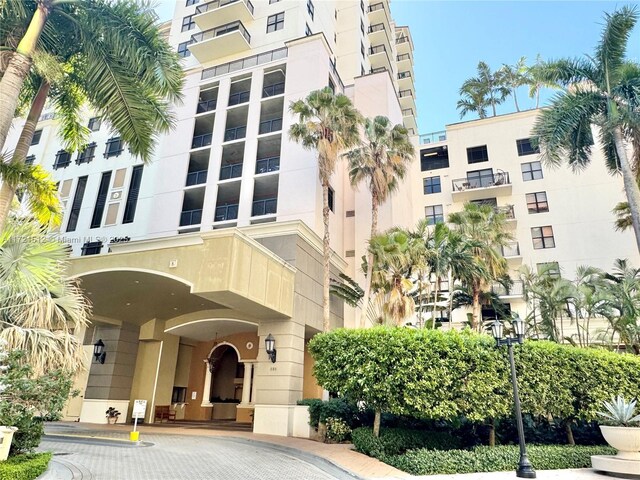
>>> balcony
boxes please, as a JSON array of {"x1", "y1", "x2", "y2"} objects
[
  {"x1": 368, "y1": 23, "x2": 391, "y2": 53},
  {"x1": 369, "y1": 44, "x2": 391, "y2": 71},
  {"x1": 496, "y1": 205, "x2": 516, "y2": 222},
  {"x1": 402, "y1": 111, "x2": 417, "y2": 134},
  {"x1": 398, "y1": 71, "x2": 413, "y2": 89},
  {"x1": 186, "y1": 170, "x2": 208, "y2": 186},
  {"x1": 224, "y1": 125, "x2": 247, "y2": 142},
  {"x1": 451, "y1": 170, "x2": 512, "y2": 201},
  {"x1": 368, "y1": 2, "x2": 391, "y2": 28},
  {"x1": 258, "y1": 118, "x2": 282, "y2": 135},
  {"x1": 396, "y1": 35, "x2": 411, "y2": 54},
  {"x1": 196, "y1": 99, "x2": 217, "y2": 114},
  {"x1": 194, "y1": 0, "x2": 254, "y2": 31},
  {"x1": 180, "y1": 209, "x2": 203, "y2": 227},
  {"x1": 252, "y1": 198, "x2": 277, "y2": 216},
  {"x1": 192, "y1": 133, "x2": 212, "y2": 149},
  {"x1": 219, "y1": 163, "x2": 243, "y2": 180},
  {"x1": 501, "y1": 242, "x2": 522, "y2": 262},
  {"x1": 419, "y1": 131, "x2": 447, "y2": 145},
  {"x1": 255, "y1": 156, "x2": 280, "y2": 174},
  {"x1": 214, "y1": 203, "x2": 239, "y2": 222},
  {"x1": 189, "y1": 21, "x2": 251, "y2": 63},
  {"x1": 228, "y1": 90, "x2": 250, "y2": 106},
  {"x1": 398, "y1": 89, "x2": 416, "y2": 112},
  {"x1": 397, "y1": 53, "x2": 412, "y2": 68},
  {"x1": 491, "y1": 280, "x2": 524, "y2": 298},
  {"x1": 262, "y1": 81, "x2": 285, "y2": 98}
]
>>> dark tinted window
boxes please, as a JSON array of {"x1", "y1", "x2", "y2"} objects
[
  {"x1": 420, "y1": 146, "x2": 449, "y2": 171},
  {"x1": 516, "y1": 138, "x2": 539, "y2": 156},
  {"x1": 467, "y1": 145, "x2": 489, "y2": 164}
]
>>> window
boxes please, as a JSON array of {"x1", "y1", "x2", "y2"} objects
[
  {"x1": 420, "y1": 146, "x2": 449, "y2": 171},
  {"x1": 307, "y1": 0, "x2": 314, "y2": 19},
  {"x1": 122, "y1": 165, "x2": 143, "y2": 224},
  {"x1": 516, "y1": 138, "x2": 539, "y2": 156},
  {"x1": 172, "y1": 387, "x2": 187, "y2": 404},
  {"x1": 305, "y1": 23, "x2": 312, "y2": 36},
  {"x1": 66, "y1": 176, "x2": 88, "y2": 232},
  {"x1": 526, "y1": 191, "x2": 549, "y2": 213},
  {"x1": 185, "y1": 0, "x2": 199, "y2": 5},
  {"x1": 177, "y1": 41, "x2": 192, "y2": 58},
  {"x1": 423, "y1": 176, "x2": 441, "y2": 194},
  {"x1": 328, "y1": 186, "x2": 335, "y2": 212},
  {"x1": 104, "y1": 137, "x2": 124, "y2": 158},
  {"x1": 88, "y1": 117, "x2": 101, "y2": 131},
  {"x1": 53, "y1": 150, "x2": 71, "y2": 169},
  {"x1": 531, "y1": 226, "x2": 555, "y2": 249},
  {"x1": 537, "y1": 262, "x2": 561, "y2": 278},
  {"x1": 335, "y1": 9, "x2": 337, "y2": 19},
  {"x1": 81, "y1": 241, "x2": 103, "y2": 256},
  {"x1": 269, "y1": 0, "x2": 280, "y2": 3},
  {"x1": 90, "y1": 171, "x2": 112, "y2": 229},
  {"x1": 361, "y1": 0, "x2": 365, "y2": 13},
  {"x1": 328, "y1": 77, "x2": 335, "y2": 94},
  {"x1": 76, "y1": 142, "x2": 97, "y2": 164},
  {"x1": 521, "y1": 161, "x2": 543, "y2": 181},
  {"x1": 181, "y1": 14, "x2": 196, "y2": 32},
  {"x1": 31, "y1": 129, "x2": 42, "y2": 145},
  {"x1": 467, "y1": 145, "x2": 489, "y2": 164},
  {"x1": 361, "y1": 41, "x2": 365, "y2": 58},
  {"x1": 467, "y1": 168, "x2": 494, "y2": 188},
  {"x1": 361, "y1": 65, "x2": 365, "y2": 76},
  {"x1": 425, "y1": 205, "x2": 444, "y2": 225},
  {"x1": 361, "y1": 20, "x2": 365, "y2": 35},
  {"x1": 267, "y1": 12, "x2": 284, "y2": 33},
  {"x1": 25, "y1": 155, "x2": 35, "y2": 166}
]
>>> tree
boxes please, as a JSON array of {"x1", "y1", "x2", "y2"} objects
[
  {"x1": 526, "y1": 54, "x2": 559, "y2": 109},
  {"x1": 500, "y1": 56, "x2": 529, "y2": 112},
  {"x1": 457, "y1": 61, "x2": 510, "y2": 119},
  {"x1": 448, "y1": 203, "x2": 513, "y2": 331},
  {"x1": 0, "y1": 220, "x2": 90, "y2": 374},
  {"x1": 532, "y1": 7, "x2": 640, "y2": 251},
  {"x1": 289, "y1": 88, "x2": 362, "y2": 331},
  {"x1": 345, "y1": 116, "x2": 414, "y2": 327}
]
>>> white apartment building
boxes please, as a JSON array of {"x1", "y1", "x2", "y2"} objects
[
  {"x1": 414, "y1": 109, "x2": 640, "y2": 325},
  {"x1": 5, "y1": 0, "x2": 417, "y2": 435}
]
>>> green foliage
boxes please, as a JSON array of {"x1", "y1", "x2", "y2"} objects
[
  {"x1": 598, "y1": 395, "x2": 640, "y2": 426},
  {"x1": 325, "y1": 417, "x2": 351, "y2": 443},
  {"x1": 0, "y1": 453, "x2": 52, "y2": 480},
  {"x1": 0, "y1": 351, "x2": 74, "y2": 455},
  {"x1": 352, "y1": 427, "x2": 461, "y2": 457},
  {"x1": 297, "y1": 398, "x2": 366, "y2": 429},
  {"x1": 383, "y1": 445, "x2": 616, "y2": 475}
]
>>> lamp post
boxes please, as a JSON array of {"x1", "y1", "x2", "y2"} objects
[
  {"x1": 265, "y1": 334, "x2": 277, "y2": 363},
  {"x1": 491, "y1": 315, "x2": 536, "y2": 479},
  {"x1": 93, "y1": 339, "x2": 106, "y2": 364}
]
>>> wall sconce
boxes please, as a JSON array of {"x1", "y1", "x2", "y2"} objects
[
  {"x1": 93, "y1": 339, "x2": 106, "y2": 364},
  {"x1": 265, "y1": 334, "x2": 276, "y2": 363}
]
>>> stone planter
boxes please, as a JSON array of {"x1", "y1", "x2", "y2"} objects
[
  {"x1": 0, "y1": 426, "x2": 18, "y2": 461},
  {"x1": 600, "y1": 425, "x2": 640, "y2": 460}
]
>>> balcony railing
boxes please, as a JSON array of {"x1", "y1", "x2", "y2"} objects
[
  {"x1": 202, "y1": 47, "x2": 287, "y2": 81},
  {"x1": 369, "y1": 45, "x2": 386, "y2": 55},
  {"x1": 186, "y1": 170, "x2": 208, "y2": 186},
  {"x1": 397, "y1": 53, "x2": 411, "y2": 62},
  {"x1": 396, "y1": 36, "x2": 409, "y2": 45},
  {"x1": 496, "y1": 205, "x2": 515, "y2": 220},
  {"x1": 501, "y1": 242, "x2": 521, "y2": 258},
  {"x1": 398, "y1": 71, "x2": 412, "y2": 79},
  {"x1": 228, "y1": 90, "x2": 250, "y2": 106},
  {"x1": 252, "y1": 198, "x2": 277, "y2": 216},
  {"x1": 491, "y1": 280, "x2": 524, "y2": 296},
  {"x1": 224, "y1": 125, "x2": 247, "y2": 141},
  {"x1": 197, "y1": 99, "x2": 217, "y2": 113},
  {"x1": 214, "y1": 203, "x2": 239, "y2": 222},
  {"x1": 452, "y1": 171, "x2": 510, "y2": 191},
  {"x1": 402, "y1": 108, "x2": 414, "y2": 116},
  {"x1": 255, "y1": 156, "x2": 280, "y2": 174},
  {"x1": 258, "y1": 118, "x2": 282, "y2": 135},
  {"x1": 195, "y1": 0, "x2": 254, "y2": 15},
  {"x1": 190, "y1": 20, "x2": 251, "y2": 45},
  {"x1": 419, "y1": 131, "x2": 447, "y2": 144},
  {"x1": 370, "y1": 67, "x2": 387, "y2": 74},
  {"x1": 368, "y1": 23, "x2": 385, "y2": 34},
  {"x1": 180, "y1": 209, "x2": 203, "y2": 226},
  {"x1": 219, "y1": 163, "x2": 243, "y2": 180},
  {"x1": 262, "y1": 82, "x2": 285, "y2": 98},
  {"x1": 399, "y1": 89, "x2": 413, "y2": 98},
  {"x1": 192, "y1": 133, "x2": 213, "y2": 149}
]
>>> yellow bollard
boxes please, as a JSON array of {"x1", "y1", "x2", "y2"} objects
[{"x1": 130, "y1": 431, "x2": 139, "y2": 442}]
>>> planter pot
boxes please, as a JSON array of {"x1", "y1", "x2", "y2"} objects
[
  {"x1": 107, "y1": 416, "x2": 119, "y2": 425},
  {"x1": 0, "y1": 426, "x2": 18, "y2": 461},
  {"x1": 600, "y1": 425, "x2": 640, "y2": 460}
]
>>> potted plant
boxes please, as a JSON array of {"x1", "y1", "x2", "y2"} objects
[
  {"x1": 597, "y1": 395, "x2": 640, "y2": 460},
  {"x1": 105, "y1": 407, "x2": 121, "y2": 425}
]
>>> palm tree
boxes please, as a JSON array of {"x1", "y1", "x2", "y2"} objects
[
  {"x1": 289, "y1": 88, "x2": 362, "y2": 331},
  {"x1": 0, "y1": 0, "x2": 184, "y2": 232},
  {"x1": 457, "y1": 61, "x2": 510, "y2": 119},
  {"x1": 500, "y1": 56, "x2": 529, "y2": 112},
  {"x1": 345, "y1": 116, "x2": 414, "y2": 327},
  {"x1": 448, "y1": 203, "x2": 513, "y2": 331},
  {"x1": 532, "y1": 6, "x2": 640, "y2": 251},
  {"x1": 0, "y1": 219, "x2": 90, "y2": 374}
]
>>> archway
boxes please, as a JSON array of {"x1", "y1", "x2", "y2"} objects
[{"x1": 208, "y1": 344, "x2": 245, "y2": 420}]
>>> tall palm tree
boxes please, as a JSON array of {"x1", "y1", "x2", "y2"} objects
[
  {"x1": 0, "y1": 0, "x2": 184, "y2": 232},
  {"x1": 0, "y1": 219, "x2": 90, "y2": 374},
  {"x1": 345, "y1": 116, "x2": 414, "y2": 327},
  {"x1": 457, "y1": 61, "x2": 510, "y2": 119},
  {"x1": 526, "y1": 54, "x2": 559, "y2": 109},
  {"x1": 500, "y1": 56, "x2": 529, "y2": 112},
  {"x1": 289, "y1": 88, "x2": 362, "y2": 331},
  {"x1": 532, "y1": 6, "x2": 640, "y2": 251},
  {"x1": 448, "y1": 203, "x2": 513, "y2": 331}
]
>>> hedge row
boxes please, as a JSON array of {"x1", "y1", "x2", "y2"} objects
[
  {"x1": 0, "y1": 453, "x2": 52, "y2": 480},
  {"x1": 351, "y1": 427, "x2": 461, "y2": 457}
]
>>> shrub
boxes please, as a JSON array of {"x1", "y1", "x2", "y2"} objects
[
  {"x1": 325, "y1": 417, "x2": 351, "y2": 443},
  {"x1": 352, "y1": 427, "x2": 461, "y2": 457},
  {"x1": 0, "y1": 453, "x2": 52, "y2": 480},
  {"x1": 384, "y1": 445, "x2": 617, "y2": 475},
  {"x1": 297, "y1": 398, "x2": 368, "y2": 429}
]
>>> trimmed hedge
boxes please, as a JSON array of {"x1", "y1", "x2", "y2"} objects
[
  {"x1": 352, "y1": 427, "x2": 461, "y2": 457},
  {"x1": 384, "y1": 445, "x2": 617, "y2": 475},
  {"x1": 0, "y1": 453, "x2": 52, "y2": 480}
]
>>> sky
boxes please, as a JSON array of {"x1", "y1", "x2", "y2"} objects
[{"x1": 155, "y1": 1, "x2": 640, "y2": 134}]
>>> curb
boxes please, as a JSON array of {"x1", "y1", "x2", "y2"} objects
[{"x1": 43, "y1": 433, "x2": 153, "y2": 448}]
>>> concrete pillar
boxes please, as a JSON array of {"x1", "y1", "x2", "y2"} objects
[
  {"x1": 201, "y1": 360, "x2": 213, "y2": 407},
  {"x1": 240, "y1": 362, "x2": 252, "y2": 405}
]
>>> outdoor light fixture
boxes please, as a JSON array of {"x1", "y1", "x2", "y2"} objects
[
  {"x1": 93, "y1": 339, "x2": 106, "y2": 364},
  {"x1": 265, "y1": 333, "x2": 276, "y2": 363},
  {"x1": 491, "y1": 315, "x2": 536, "y2": 479}
]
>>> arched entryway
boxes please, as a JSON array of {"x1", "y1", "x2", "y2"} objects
[{"x1": 208, "y1": 344, "x2": 243, "y2": 404}]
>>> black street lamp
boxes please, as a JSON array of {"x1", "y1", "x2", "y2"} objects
[
  {"x1": 265, "y1": 333, "x2": 277, "y2": 363},
  {"x1": 93, "y1": 339, "x2": 106, "y2": 364},
  {"x1": 491, "y1": 315, "x2": 536, "y2": 479}
]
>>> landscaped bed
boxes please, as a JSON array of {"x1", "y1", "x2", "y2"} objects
[{"x1": 0, "y1": 452, "x2": 52, "y2": 480}]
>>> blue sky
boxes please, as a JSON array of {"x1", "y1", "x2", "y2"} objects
[{"x1": 156, "y1": 1, "x2": 640, "y2": 134}]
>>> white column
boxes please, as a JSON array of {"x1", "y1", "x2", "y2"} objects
[
  {"x1": 240, "y1": 362, "x2": 253, "y2": 405},
  {"x1": 250, "y1": 364, "x2": 257, "y2": 404},
  {"x1": 201, "y1": 360, "x2": 213, "y2": 407}
]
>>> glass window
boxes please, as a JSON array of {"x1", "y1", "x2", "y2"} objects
[
  {"x1": 361, "y1": 41, "x2": 365, "y2": 58},
  {"x1": 185, "y1": 0, "x2": 199, "y2": 5},
  {"x1": 420, "y1": 146, "x2": 449, "y2": 171},
  {"x1": 466, "y1": 168, "x2": 494, "y2": 188},
  {"x1": 67, "y1": 176, "x2": 88, "y2": 232},
  {"x1": 521, "y1": 161, "x2": 543, "y2": 181},
  {"x1": 123, "y1": 165, "x2": 144, "y2": 224},
  {"x1": 267, "y1": 13, "x2": 284, "y2": 33},
  {"x1": 305, "y1": 23, "x2": 312, "y2": 36},
  {"x1": 91, "y1": 171, "x2": 112, "y2": 229},
  {"x1": 53, "y1": 150, "x2": 71, "y2": 169},
  {"x1": 25, "y1": 155, "x2": 35, "y2": 166},
  {"x1": 361, "y1": 0, "x2": 364, "y2": 13},
  {"x1": 423, "y1": 176, "x2": 441, "y2": 194},
  {"x1": 516, "y1": 138, "x2": 539, "y2": 156},
  {"x1": 76, "y1": 142, "x2": 97, "y2": 165},
  {"x1": 31, "y1": 129, "x2": 42, "y2": 145},
  {"x1": 269, "y1": 0, "x2": 280, "y2": 3},
  {"x1": 425, "y1": 205, "x2": 444, "y2": 225},
  {"x1": 88, "y1": 117, "x2": 101, "y2": 131},
  {"x1": 467, "y1": 145, "x2": 489, "y2": 164},
  {"x1": 531, "y1": 226, "x2": 555, "y2": 249},
  {"x1": 177, "y1": 41, "x2": 192, "y2": 58},
  {"x1": 537, "y1": 262, "x2": 561, "y2": 278},
  {"x1": 104, "y1": 137, "x2": 124, "y2": 158},
  {"x1": 328, "y1": 186, "x2": 335, "y2": 212},
  {"x1": 81, "y1": 241, "x2": 103, "y2": 256},
  {"x1": 526, "y1": 191, "x2": 549, "y2": 213},
  {"x1": 307, "y1": 0, "x2": 314, "y2": 20},
  {"x1": 181, "y1": 15, "x2": 196, "y2": 32},
  {"x1": 361, "y1": 19, "x2": 364, "y2": 35}
]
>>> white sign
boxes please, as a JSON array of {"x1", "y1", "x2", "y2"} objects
[{"x1": 132, "y1": 399, "x2": 147, "y2": 419}]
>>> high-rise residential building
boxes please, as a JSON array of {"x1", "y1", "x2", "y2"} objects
[{"x1": 5, "y1": 0, "x2": 417, "y2": 435}]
